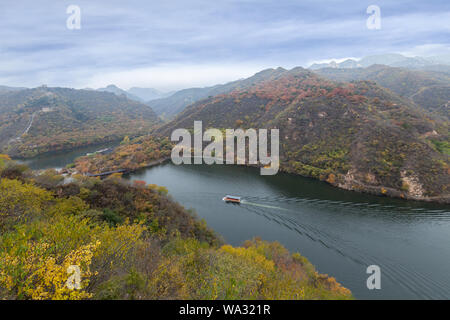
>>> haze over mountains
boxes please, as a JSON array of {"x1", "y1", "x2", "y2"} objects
[
  {"x1": 309, "y1": 53, "x2": 450, "y2": 70},
  {"x1": 96, "y1": 85, "x2": 171, "y2": 102},
  {"x1": 128, "y1": 87, "x2": 174, "y2": 101},
  {"x1": 96, "y1": 84, "x2": 143, "y2": 102},
  {"x1": 0, "y1": 85, "x2": 27, "y2": 94}
]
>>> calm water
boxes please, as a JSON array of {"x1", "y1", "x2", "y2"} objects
[
  {"x1": 127, "y1": 164, "x2": 450, "y2": 300},
  {"x1": 24, "y1": 151, "x2": 450, "y2": 300},
  {"x1": 15, "y1": 142, "x2": 118, "y2": 170}
]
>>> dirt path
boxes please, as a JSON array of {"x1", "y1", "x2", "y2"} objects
[{"x1": 21, "y1": 112, "x2": 36, "y2": 136}]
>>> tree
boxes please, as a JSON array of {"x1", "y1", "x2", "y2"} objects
[{"x1": 121, "y1": 136, "x2": 130, "y2": 145}]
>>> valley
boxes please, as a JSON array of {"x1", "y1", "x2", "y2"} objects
[
  {"x1": 2, "y1": 0, "x2": 449, "y2": 303},
  {"x1": 73, "y1": 65, "x2": 449, "y2": 203},
  {"x1": 1, "y1": 56, "x2": 449, "y2": 301}
]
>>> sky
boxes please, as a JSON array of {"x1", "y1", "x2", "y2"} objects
[{"x1": 0, "y1": 0, "x2": 449, "y2": 91}]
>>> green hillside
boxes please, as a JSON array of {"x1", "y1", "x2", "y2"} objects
[
  {"x1": 314, "y1": 64, "x2": 450, "y2": 118},
  {"x1": 0, "y1": 87, "x2": 160, "y2": 158}
]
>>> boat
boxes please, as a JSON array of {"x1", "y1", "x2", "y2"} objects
[{"x1": 222, "y1": 195, "x2": 241, "y2": 204}]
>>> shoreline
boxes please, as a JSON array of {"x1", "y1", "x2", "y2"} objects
[{"x1": 99, "y1": 156, "x2": 450, "y2": 205}]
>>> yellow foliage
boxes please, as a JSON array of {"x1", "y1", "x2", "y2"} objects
[
  {"x1": 326, "y1": 173, "x2": 336, "y2": 184},
  {"x1": 0, "y1": 154, "x2": 11, "y2": 160},
  {"x1": 148, "y1": 258, "x2": 190, "y2": 299},
  {"x1": 95, "y1": 221, "x2": 147, "y2": 262},
  {"x1": 148, "y1": 184, "x2": 168, "y2": 195},
  {"x1": 0, "y1": 166, "x2": 353, "y2": 301},
  {"x1": 0, "y1": 241, "x2": 100, "y2": 300},
  {"x1": 220, "y1": 244, "x2": 275, "y2": 272},
  {"x1": 0, "y1": 179, "x2": 52, "y2": 228},
  {"x1": 108, "y1": 172, "x2": 123, "y2": 179}
]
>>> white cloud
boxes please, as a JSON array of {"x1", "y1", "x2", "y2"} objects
[
  {"x1": 400, "y1": 43, "x2": 450, "y2": 57},
  {"x1": 0, "y1": 1, "x2": 449, "y2": 89}
]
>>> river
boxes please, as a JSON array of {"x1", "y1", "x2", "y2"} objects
[
  {"x1": 23, "y1": 153, "x2": 450, "y2": 300},
  {"x1": 127, "y1": 163, "x2": 450, "y2": 300},
  {"x1": 16, "y1": 142, "x2": 118, "y2": 170}
]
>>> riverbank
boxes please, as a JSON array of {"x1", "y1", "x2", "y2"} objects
[
  {"x1": 75, "y1": 150, "x2": 450, "y2": 204},
  {"x1": 66, "y1": 132, "x2": 449, "y2": 204},
  {"x1": 13, "y1": 141, "x2": 120, "y2": 171},
  {"x1": 9, "y1": 137, "x2": 126, "y2": 161}
]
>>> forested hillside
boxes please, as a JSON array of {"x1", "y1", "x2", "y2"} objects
[
  {"x1": 313, "y1": 64, "x2": 450, "y2": 118},
  {"x1": 0, "y1": 87, "x2": 160, "y2": 158},
  {"x1": 0, "y1": 156, "x2": 352, "y2": 300},
  {"x1": 78, "y1": 67, "x2": 449, "y2": 203}
]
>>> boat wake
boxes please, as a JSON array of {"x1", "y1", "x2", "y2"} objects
[
  {"x1": 240, "y1": 199, "x2": 289, "y2": 211},
  {"x1": 237, "y1": 196, "x2": 450, "y2": 299}
]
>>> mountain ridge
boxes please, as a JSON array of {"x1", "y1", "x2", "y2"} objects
[
  {"x1": 146, "y1": 67, "x2": 290, "y2": 119},
  {"x1": 309, "y1": 53, "x2": 450, "y2": 70},
  {"x1": 313, "y1": 64, "x2": 450, "y2": 118},
  {"x1": 75, "y1": 67, "x2": 450, "y2": 203}
]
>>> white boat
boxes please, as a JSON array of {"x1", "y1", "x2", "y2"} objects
[{"x1": 222, "y1": 195, "x2": 241, "y2": 204}]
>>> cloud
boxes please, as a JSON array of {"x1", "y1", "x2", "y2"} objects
[
  {"x1": 0, "y1": 0, "x2": 449, "y2": 90},
  {"x1": 400, "y1": 43, "x2": 450, "y2": 57}
]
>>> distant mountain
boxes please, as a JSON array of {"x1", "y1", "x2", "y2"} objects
[
  {"x1": 0, "y1": 85, "x2": 27, "y2": 94},
  {"x1": 419, "y1": 64, "x2": 450, "y2": 75},
  {"x1": 313, "y1": 64, "x2": 450, "y2": 118},
  {"x1": 97, "y1": 84, "x2": 143, "y2": 102},
  {"x1": 82, "y1": 67, "x2": 449, "y2": 203},
  {"x1": 128, "y1": 87, "x2": 172, "y2": 101},
  {"x1": 338, "y1": 59, "x2": 359, "y2": 68},
  {"x1": 97, "y1": 85, "x2": 173, "y2": 103},
  {"x1": 309, "y1": 53, "x2": 450, "y2": 70},
  {"x1": 427, "y1": 54, "x2": 450, "y2": 65},
  {"x1": 0, "y1": 87, "x2": 160, "y2": 158},
  {"x1": 147, "y1": 67, "x2": 289, "y2": 118}
]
